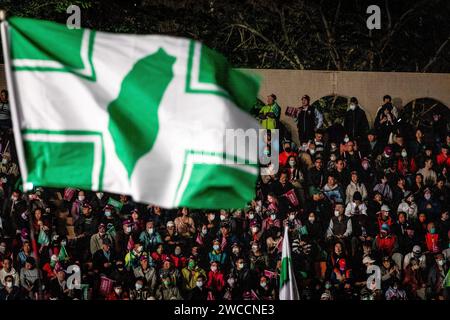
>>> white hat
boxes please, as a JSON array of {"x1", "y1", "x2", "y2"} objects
[
  {"x1": 362, "y1": 256, "x2": 375, "y2": 264},
  {"x1": 381, "y1": 205, "x2": 390, "y2": 212},
  {"x1": 166, "y1": 221, "x2": 175, "y2": 227}
]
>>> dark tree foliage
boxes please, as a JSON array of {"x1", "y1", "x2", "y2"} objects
[{"x1": 1, "y1": 0, "x2": 450, "y2": 72}]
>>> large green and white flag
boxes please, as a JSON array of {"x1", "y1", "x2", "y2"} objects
[
  {"x1": 279, "y1": 226, "x2": 300, "y2": 300},
  {"x1": 1, "y1": 17, "x2": 260, "y2": 209}
]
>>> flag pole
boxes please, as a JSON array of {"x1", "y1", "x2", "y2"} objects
[
  {"x1": 1, "y1": 10, "x2": 43, "y2": 300},
  {"x1": 0, "y1": 10, "x2": 30, "y2": 193}
]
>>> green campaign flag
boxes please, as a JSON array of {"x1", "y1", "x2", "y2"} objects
[
  {"x1": 279, "y1": 226, "x2": 300, "y2": 300},
  {"x1": 58, "y1": 245, "x2": 69, "y2": 262},
  {"x1": 1, "y1": 17, "x2": 260, "y2": 209},
  {"x1": 107, "y1": 198, "x2": 123, "y2": 210},
  {"x1": 444, "y1": 269, "x2": 450, "y2": 288}
]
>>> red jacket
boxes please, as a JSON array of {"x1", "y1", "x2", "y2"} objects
[
  {"x1": 425, "y1": 233, "x2": 440, "y2": 253},
  {"x1": 375, "y1": 234, "x2": 397, "y2": 256},
  {"x1": 206, "y1": 270, "x2": 225, "y2": 293},
  {"x1": 436, "y1": 153, "x2": 450, "y2": 168},
  {"x1": 170, "y1": 254, "x2": 187, "y2": 269},
  {"x1": 279, "y1": 151, "x2": 298, "y2": 167}
]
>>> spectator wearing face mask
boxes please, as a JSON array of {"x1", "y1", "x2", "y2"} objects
[
  {"x1": 129, "y1": 277, "x2": 151, "y2": 300},
  {"x1": 0, "y1": 275, "x2": 23, "y2": 300},
  {"x1": 139, "y1": 220, "x2": 162, "y2": 253},
  {"x1": 133, "y1": 254, "x2": 158, "y2": 294},
  {"x1": 181, "y1": 257, "x2": 206, "y2": 293},
  {"x1": 326, "y1": 202, "x2": 352, "y2": 242},
  {"x1": 343, "y1": 97, "x2": 369, "y2": 144},
  {"x1": 206, "y1": 261, "x2": 224, "y2": 298},
  {"x1": 71, "y1": 190, "x2": 87, "y2": 222},
  {"x1": 106, "y1": 283, "x2": 128, "y2": 300},
  {"x1": 155, "y1": 275, "x2": 183, "y2": 300},
  {"x1": 208, "y1": 239, "x2": 227, "y2": 265},
  {"x1": 427, "y1": 253, "x2": 448, "y2": 300},
  {"x1": 279, "y1": 141, "x2": 297, "y2": 168},
  {"x1": 232, "y1": 257, "x2": 254, "y2": 298},
  {"x1": 255, "y1": 275, "x2": 276, "y2": 300}
]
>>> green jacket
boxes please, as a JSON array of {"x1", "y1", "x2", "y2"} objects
[{"x1": 258, "y1": 103, "x2": 280, "y2": 129}]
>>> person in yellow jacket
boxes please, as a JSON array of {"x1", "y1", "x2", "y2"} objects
[
  {"x1": 258, "y1": 94, "x2": 281, "y2": 130},
  {"x1": 181, "y1": 257, "x2": 207, "y2": 292}
]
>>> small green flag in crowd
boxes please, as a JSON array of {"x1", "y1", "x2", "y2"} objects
[{"x1": 1, "y1": 17, "x2": 260, "y2": 209}]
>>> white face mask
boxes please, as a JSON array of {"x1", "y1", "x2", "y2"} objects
[
  {"x1": 308, "y1": 217, "x2": 315, "y2": 223},
  {"x1": 260, "y1": 282, "x2": 267, "y2": 288},
  {"x1": 270, "y1": 214, "x2": 276, "y2": 220},
  {"x1": 232, "y1": 248, "x2": 239, "y2": 255},
  {"x1": 248, "y1": 213, "x2": 254, "y2": 220},
  {"x1": 424, "y1": 193, "x2": 431, "y2": 200},
  {"x1": 252, "y1": 245, "x2": 258, "y2": 252},
  {"x1": 78, "y1": 195, "x2": 85, "y2": 201},
  {"x1": 227, "y1": 278, "x2": 235, "y2": 286},
  {"x1": 211, "y1": 266, "x2": 217, "y2": 272},
  {"x1": 237, "y1": 263, "x2": 244, "y2": 270},
  {"x1": 125, "y1": 227, "x2": 132, "y2": 233},
  {"x1": 220, "y1": 215, "x2": 226, "y2": 221},
  {"x1": 5, "y1": 281, "x2": 13, "y2": 288},
  {"x1": 208, "y1": 214, "x2": 215, "y2": 221},
  {"x1": 437, "y1": 260, "x2": 444, "y2": 266},
  {"x1": 289, "y1": 160, "x2": 296, "y2": 167},
  {"x1": 96, "y1": 192, "x2": 103, "y2": 199},
  {"x1": 147, "y1": 228, "x2": 154, "y2": 234},
  {"x1": 289, "y1": 214, "x2": 295, "y2": 221},
  {"x1": 105, "y1": 211, "x2": 111, "y2": 217},
  {"x1": 135, "y1": 283, "x2": 143, "y2": 290},
  {"x1": 330, "y1": 155, "x2": 336, "y2": 161},
  {"x1": 255, "y1": 206, "x2": 261, "y2": 213},
  {"x1": 196, "y1": 281, "x2": 203, "y2": 288},
  {"x1": 334, "y1": 210, "x2": 340, "y2": 217},
  {"x1": 11, "y1": 196, "x2": 18, "y2": 202},
  {"x1": 2, "y1": 158, "x2": 8, "y2": 164},
  {"x1": 344, "y1": 136, "x2": 350, "y2": 143},
  {"x1": 114, "y1": 288, "x2": 122, "y2": 295},
  {"x1": 401, "y1": 151, "x2": 407, "y2": 158},
  {"x1": 349, "y1": 104, "x2": 356, "y2": 110},
  {"x1": 309, "y1": 149, "x2": 315, "y2": 155},
  {"x1": 251, "y1": 227, "x2": 258, "y2": 233}
]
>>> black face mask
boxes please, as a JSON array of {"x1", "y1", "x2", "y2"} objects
[{"x1": 285, "y1": 147, "x2": 291, "y2": 153}]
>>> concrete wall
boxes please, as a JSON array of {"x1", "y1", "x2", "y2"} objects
[{"x1": 1, "y1": 65, "x2": 449, "y2": 143}]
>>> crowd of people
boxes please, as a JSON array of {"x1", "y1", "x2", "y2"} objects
[{"x1": 0, "y1": 88, "x2": 448, "y2": 300}]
